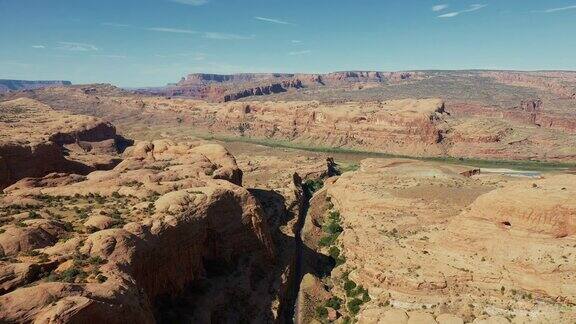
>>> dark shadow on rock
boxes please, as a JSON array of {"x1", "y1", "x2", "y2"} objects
[
  {"x1": 115, "y1": 135, "x2": 134, "y2": 153},
  {"x1": 151, "y1": 186, "x2": 332, "y2": 324}
]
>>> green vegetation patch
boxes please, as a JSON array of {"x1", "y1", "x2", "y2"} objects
[
  {"x1": 196, "y1": 133, "x2": 576, "y2": 172},
  {"x1": 341, "y1": 272, "x2": 371, "y2": 316},
  {"x1": 304, "y1": 179, "x2": 324, "y2": 195},
  {"x1": 319, "y1": 210, "x2": 344, "y2": 248},
  {"x1": 336, "y1": 163, "x2": 360, "y2": 174}
]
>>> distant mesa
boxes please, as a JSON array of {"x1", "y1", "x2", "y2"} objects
[
  {"x1": 0, "y1": 80, "x2": 72, "y2": 94},
  {"x1": 133, "y1": 71, "x2": 420, "y2": 102}
]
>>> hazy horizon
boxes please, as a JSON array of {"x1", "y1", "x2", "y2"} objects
[
  {"x1": 5, "y1": 68, "x2": 576, "y2": 89},
  {"x1": 1, "y1": 0, "x2": 576, "y2": 87}
]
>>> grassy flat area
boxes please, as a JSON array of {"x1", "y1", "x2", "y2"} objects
[{"x1": 196, "y1": 133, "x2": 576, "y2": 172}]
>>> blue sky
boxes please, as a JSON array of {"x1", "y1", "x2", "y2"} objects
[{"x1": 0, "y1": 0, "x2": 575, "y2": 87}]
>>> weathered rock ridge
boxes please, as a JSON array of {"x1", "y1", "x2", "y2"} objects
[
  {"x1": 177, "y1": 71, "x2": 420, "y2": 88},
  {"x1": 482, "y1": 71, "x2": 576, "y2": 99},
  {"x1": 222, "y1": 79, "x2": 304, "y2": 102},
  {"x1": 134, "y1": 71, "x2": 422, "y2": 102},
  {"x1": 0, "y1": 140, "x2": 278, "y2": 323},
  {"x1": 297, "y1": 158, "x2": 576, "y2": 323},
  {"x1": 0, "y1": 98, "x2": 128, "y2": 190}
]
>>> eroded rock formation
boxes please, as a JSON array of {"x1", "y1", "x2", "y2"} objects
[
  {"x1": 0, "y1": 140, "x2": 279, "y2": 323},
  {"x1": 133, "y1": 71, "x2": 423, "y2": 102},
  {"x1": 222, "y1": 79, "x2": 304, "y2": 102},
  {"x1": 297, "y1": 158, "x2": 576, "y2": 323},
  {"x1": 0, "y1": 98, "x2": 129, "y2": 190}
]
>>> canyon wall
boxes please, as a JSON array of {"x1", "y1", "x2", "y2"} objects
[
  {"x1": 0, "y1": 98, "x2": 128, "y2": 190},
  {"x1": 0, "y1": 140, "x2": 281, "y2": 323},
  {"x1": 296, "y1": 159, "x2": 576, "y2": 323}
]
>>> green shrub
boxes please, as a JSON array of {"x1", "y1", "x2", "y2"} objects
[
  {"x1": 328, "y1": 246, "x2": 340, "y2": 259},
  {"x1": 323, "y1": 222, "x2": 343, "y2": 235},
  {"x1": 94, "y1": 194, "x2": 106, "y2": 204},
  {"x1": 328, "y1": 210, "x2": 341, "y2": 222},
  {"x1": 344, "y1": 280, "x2": 357, "y2": 296},
  {"x1": 147, "y1": 192, "x2": 160, "y2": 202},
  {"x1": 15, "y1": 221, "x2": 28, "y2": 228},
  {"x1": 347, "y1": 298, "x2": 363, "y2": 315},
  {"x1": 319, "y1": 234, "x2": 338, "y2": 247},
  {"x1": 109, "y1": 208, "x2": 122, "y2": 219},
  {"x1": 88, "y1": 256, "x2": 106, "y2": 265},
  {"x1": 328, "y1": 245, "x2": 346, "y2": 266},
  {"x1": 304, "y1": 179, "x2": 324, "y2": 194},
  {"x1": 345, "y1": 282, "x2": 368, "y2": 299},
  {"x1": 325, "y1": 296, "x2": 343, "y2": 310},
  {"x1": 362, "y1": 290, "x2": 371, "y2": 302},
  {"x1": 335, "y1": 255, "x2": 346, "y2": 266},
  {"x1": 62, "y1": 222, "x2": 74, "y2": 232},
  {"x1": 60, "y1": 267, "x2": 87, "y2": 283},
  {"x1": 28, "y1": 211, "x2": 41, "y2": 219},
  {"x1": 315, "y1": 305, "x2": 328, "y2": 318},
  {"x1": 319, "y1": 209, "x2": 344, "y2": 248},
  {"x1": 144, "y1": 202, "x2": 156, "y2": 214},
  {"x1": 25, "y1": 250, "x2": 40, "y2": 257}
]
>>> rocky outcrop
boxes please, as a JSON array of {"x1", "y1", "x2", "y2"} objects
[
  {"x1": 0, "y1": 140, "x2": 276, "y2": 323},
  {"x1": 0, "y1": 80, "x2": 71, "y2": 94},
  {"x1": 0, "y1": 98, "x2": 128, "y2": 190},
  {"x1": 178, "y1": 73, "x2": 299, "y2": 86},
  {"x1": 133, "y1": 71, "x2": 422, "y2": 101},
  {"x1": 41, "y1": 94, "x2": 448, "y2": 158},
  {"x1": 0, "y1": 142, "x2": 84, "y2": 191},
  {"x1": 298, "y1": 158, "x2": 576, "y2": 323},
  {"x1": 319, "y1": 71, "x2": 418, "y2": 84},
  {"x1": 447, "y1": 175, "x2": 576, "y2": 238},
  {"x1": 222, "y1": 79, "x2": 304, "y2": 102},
  {"x1": 482, "y1": 71, "x2": 576, "y2": 99},
  {"x1": 176, "y1": 72, "x2": 420, "y2": 88},
  {"x1": 178, "y1": 98, "x2": 448, "y2": 156}
]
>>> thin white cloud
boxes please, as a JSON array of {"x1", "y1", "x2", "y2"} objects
[
  {"x1": 101, "y1": 22, "x2": 131, "y2": 27},
  {"x1": 57, "y1": 42, "x2": 99, "y2": 51},
  {"x1": 438, "y1": 12, "x2": 459, "y2": 17},
  {"x1": 291, "y1": 40, "x2": 302, "y2": 44},
  {"x1": 121, "y1": 24, "x2": 251, "y2": 41},
  {"x1": 542, "y1": 5, "x2": 576, "y2": 13},
  {"x1": 169, "y1": 0, "x2": 208, "y2": 5},
  {"x1": 467, "y1": 4, "x2": 488, "y2": 11},
  {"x1": 146, "y1": 27, "x2": 198, "y2": 34},
  {"x1": 254, "y1": 16, "x2": 293, "y2": 25},
  {"x1": 438, "y1": 4, "x2": 487, "y2": 18},
  {"x1": 31, "y1": 45, "x2": 46, "y2": 49},
  {"x1": 203, "y1": 32, "x2": 254, "y2": 40},
  {"x1": 432, "y1": 4, "x2": 449, "y2": 12},
  {"x1": 288, "y1": 50, "x2": 311, "y2": 56}
]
